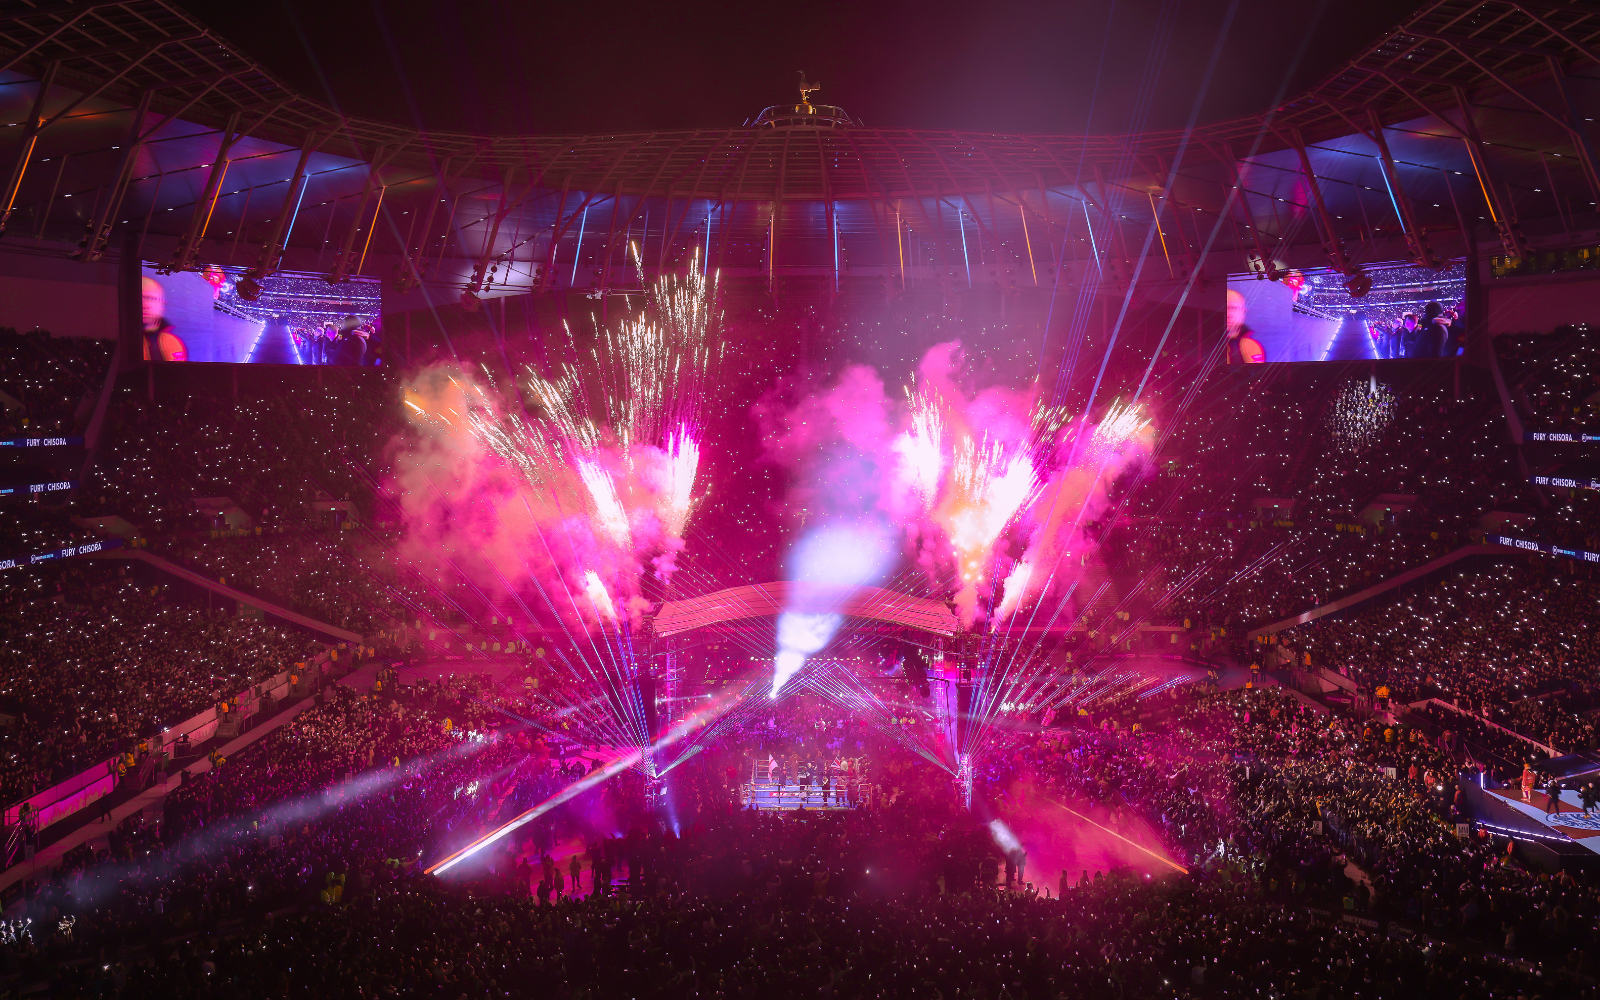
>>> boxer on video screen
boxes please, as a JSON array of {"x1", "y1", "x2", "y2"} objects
[
  {"x1": 140, "y1": 276, "x2": 188, "y2": 362},
  {"x1": 1225, "y1": 288, "x2": 1265, "y2": 364}
]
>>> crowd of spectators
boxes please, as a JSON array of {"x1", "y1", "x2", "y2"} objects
[
  {"x1": 69, "y1": 380, "x2": 415, "y2": 633},
  {"x1": 177, "y1": 532, "x2": 399, "y2": 635},
  {"x1": 1282, "y1": 560, "x2": 1599, "y2": 759},
  {"x1": 0, "y1": 328, "x2": 113, "y2": 436},
  {"x1": 0, "y1": 505, "x2": 86, "y2": 562},
  {"x1": 4, "y1": 675, "x2": 1594, "y2": 999},
  {"x1": 0, "y1": 564, "x2": 319, "y2": 804},
  {"x1": 79, "y1": 382, "x2": 400, "y2": 539},
  {"x1": 1, "y1": 305, "x2": 1596, "y2": 998},
  {"x1": 1497, "y1": 325, "x2": 1599, "y2": 433},
  {"x1": 1117, "y1": 366, "x2": 1541, "y2": 627}
]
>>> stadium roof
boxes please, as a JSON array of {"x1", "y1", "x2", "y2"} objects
[{"x1": 1, "y1": 0, "x2": 1597, "y2": 291}]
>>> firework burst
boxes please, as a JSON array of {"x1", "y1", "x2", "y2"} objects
[
  {"x1": 525, "y1": 245, "x2": 718, "y2": 454},
  {"x1": 943, "y1": 437, "x2": 1039, "y2": 587},
  {"x1": 892, "y1": 382, "x2": 946, "y2": 512},
  {"x1": 1085, "y1": 398, "x2": 1150, "y2": 463},
  {"x1": 398, "y1": 247, "x2": 721, "y2": 631}
]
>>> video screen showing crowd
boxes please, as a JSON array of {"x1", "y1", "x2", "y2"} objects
[
  {"x1": 1226, "y1": 262, "x2": 1468, "y2": 363},
  {"x1": 139, "y1": 265, "x2": 384, "y2": 366}
]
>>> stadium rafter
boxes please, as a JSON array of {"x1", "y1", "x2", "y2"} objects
[{"x1": 0, "y1": 0, "x2": 1595, "y2": 289}]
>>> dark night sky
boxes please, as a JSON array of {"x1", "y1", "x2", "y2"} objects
[{"x1": 177, "y1": 0, "x2": 1426, "y2": 136}]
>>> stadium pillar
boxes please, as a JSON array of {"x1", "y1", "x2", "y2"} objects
[
  {"x1": 246, "y1": 135, "x2": 322, "y2": 282},
  {"x1": 464, "y1": 168, "x2": 525, "y2": 304},
  {"x1": 1546, "y1": 59, "x2": 1600, "y2": 208},
  {"x1": 537, "y1": 179, "x2": 571, "y2": 292},
  {"x1": 167, "y1": 110, "x2": 243, "y2": 272},
  {"x1": 1410, "y1": 31, "x2": 1600, "y2": 206},
  {"x1": 1205, "y1": 142, "x2": 1279, "y2": 278},
  {"x1": 74, "y1": 88, "x2": 154, "y2": 262},
  {"x1": 1328, "y1": 108, "x2": 1439, "y2": 269},
  {"x1": 1450, "y1": 86, "x2": 1530, "y2": 259},
  {"x1": 597, "y1": 182, "x2": 625, "y2": 300},
  {"x1": 1282, "y1": 129, "x2": 1356, "y2": 276},
  {"x1": 79, "y1": 72, "x2": 239, "y2": 262},
  {"x1": 327, "y1": 146, "x2": 400, "y2": 285},
  {"x1": 1372, "y1": 75, "x2": 1529, "y2": 259},
  {"x1": 397, "y1": 156, "x2": 451, "y2": 293}
]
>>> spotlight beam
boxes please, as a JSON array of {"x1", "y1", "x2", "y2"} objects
[
  {"x1": 425, "y1": 749, "x2": 643, "y2": 875},
  {"x1": 425, "y1": 689, "x2": 741, "y2": 875},
  {"x1": 1046, "y1": 798, "x2": 1189, "y2": 875}
]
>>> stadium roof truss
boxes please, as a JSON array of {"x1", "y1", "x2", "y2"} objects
[{"x1": 0, "y1": 0, "x2": 1597, "y2": 293}]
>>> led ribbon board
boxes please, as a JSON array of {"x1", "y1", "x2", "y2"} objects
[
  {"x1": 1532, "y1": 475, "x2": 1600, "y2": 491},
  {"x1": 1489, "y1": 534, "x2": 1600, "y2": 564},
  {"x1": 0, "y1": 537, "x2": 122, "y2": 571},
  {"x1": 0, "y1": 437, "x2": 82, "y2": 448},
  {"x1": 0, "y1": 480, "x2": 74, "y2": 496}
]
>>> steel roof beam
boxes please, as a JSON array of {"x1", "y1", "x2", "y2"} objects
[
  {"x1": 73, "y1": 70, "x2": 235, "y2": 260},
  {"x1": 462, "y1": 166, "x2": 524, "y2": 302},
  {"x1": 162, "y1": 97, "x2": 287, "y2": 270},
  {"x1": 1510, "y1": 2, "x2": 1600, "y2": 66},
  {"x1": 6, "y1": 31, "x2": 206, "y2": 70},
  {"x1": 1546, "y1": 57, "x2": 1600, "y2": 205},
  {"x1": 326, "y1": 142, "x2": 404, "y2": 284},
  {"x1": 246, "y1": 129, "x2": 333, "y2": 282},
  {"x1": 1407, "y1": 28, "x2": 1600, "y2": 197},
  {"x1": 1278, "y1": 127, "x2": 1357, "y2": 275},
  {"x1": 0, "y1": 0, "x2": 1593, "y2": 264},
  {"x1": 1323, "y1": 104, "x2": 1441, "y2": 268},
  {"x1": 162, "y1": 107, "x2": 240, "y2": 271},
  {"x1": 72, "y1": 84, "x2": 151, "y2": 261},
  {"x1": 0, "y1": 4, "x2": 124, "y2": 77},
  {"x1": 839, "y1": 129, "x2": 905, "y2": 289},
  {"x1": 0, "y1": 2, "x2": 122, "y2": 21},
  {"x1": 601, "y1": 133, "x2": 690, "y2": 289},
  {"x1": 1373, "y1": 72, "x2": 1529, "y2": 256},
  {"x1": 0, "y1": 58, "x2": 57, "y2": 237},
  {"x1": 661, "y1": 132, "x2": 738, "y2": 261},
  {"x1": 1201, "y1": 140, "x2": 1282, "y2": 277}
]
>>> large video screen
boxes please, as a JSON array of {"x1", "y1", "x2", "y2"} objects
[
  {"x1": 138, "y1": 265, "x2": 383, "y2": 365},
  {"x1": 1224, "y1": 262, "x2": 1466, "y2": 363}
]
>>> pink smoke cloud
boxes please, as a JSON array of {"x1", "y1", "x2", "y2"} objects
[
  {"x1": 757, "y1": 341, "x2": 1152, "y2": 630},
  {"x1": 390, "y1": 364, "x2": 700, "y2": 633}
]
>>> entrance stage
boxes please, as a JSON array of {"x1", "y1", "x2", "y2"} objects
[{"x1": 1463, "y1": 763, "x2": 1600, "y2": 873}]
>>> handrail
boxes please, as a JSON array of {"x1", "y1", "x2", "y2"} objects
[
  {"x1": 1409, "y1": 697, "x2": 1557, "y2": 757},
  {"x1": 0, "y1": 644, "x2": 347, "y2": 848}
]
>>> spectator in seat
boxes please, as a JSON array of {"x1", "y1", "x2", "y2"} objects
[{"x1": 1417, "y1": 301, "x2": 1450, "y2": 359}]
